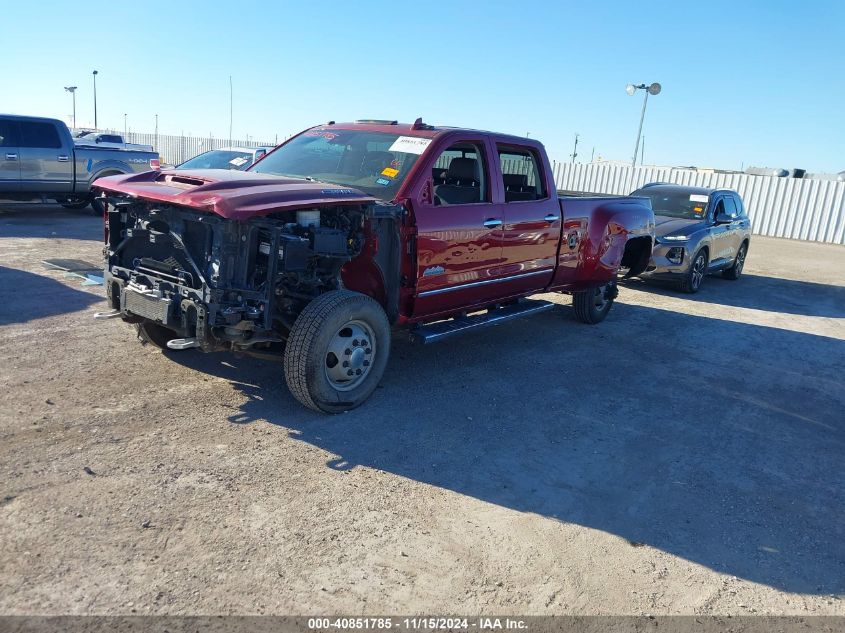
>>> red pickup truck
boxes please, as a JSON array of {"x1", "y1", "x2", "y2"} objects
[{"x1": 94, "y1": 120, "x2": 654, "y2": 412}]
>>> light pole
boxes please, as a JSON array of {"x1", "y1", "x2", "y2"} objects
[
  {"x1": 570, "y1": 133, "x2": 579, "y2": 163},
  {"x1": 124, "y1": 113, "x2": 127, "y2": 138},
  {"x1": 626, "y1": 82, "x2": 661, "y2": 167},
  {"x1": 92, "y1": 70, "x2": 99, "y2": 129},
  {"x1": 64, "y1": 86, "x2": 77, "y2": 130}
]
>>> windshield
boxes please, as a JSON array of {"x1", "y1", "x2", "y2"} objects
[
  {"x1": 179, "y1": 150, "x2": 254, "y2": 170},
  {"x1": 633, "y1": 189, "x2": 709, "y2": 220},
  {"x1": 250, "y1": 129, "x2": 428, "y2": 199}
]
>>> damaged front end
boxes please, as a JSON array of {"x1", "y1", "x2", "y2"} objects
[{"x1": 98, "y1": 194, "x2": 384, "y2": 355}]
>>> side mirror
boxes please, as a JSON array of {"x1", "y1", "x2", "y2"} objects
[{"x1": 714, "y1": 211, "x2": 732, "y2": 224}]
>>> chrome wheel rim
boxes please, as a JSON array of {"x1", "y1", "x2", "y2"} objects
[
  {"x1": 735, "y1": 246, "x2": 746, "y2": 276},
  {"x1": 593, "y1": 284, "x2": 609, "y2": 311},
  {"x1": 324, "y1": 319, "x2": 376, "y2": 392},
  {"x1": 691, "y1": 254, "x2": 706, "y2": 289}
]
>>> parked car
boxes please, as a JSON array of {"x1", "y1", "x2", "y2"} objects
[
  {"x1": 177, "y1": 146, "x2": 274, "y2": 171},
  {"x1": 93, "y1": 119, "x2": 654, "y2": 412},
  {"x1": 0, "y1": 114, "x2": 159, "y2": 209},
  {"x1": 629, "y1": 183, "x2": 751, "y2": 292},
  {"x1": 74, "y1": 131, "x2": 154, "y2": 152}
]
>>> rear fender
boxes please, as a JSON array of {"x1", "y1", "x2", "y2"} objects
[{"x1": 581, "y1": 200, "x2": 655, "y2": 285}]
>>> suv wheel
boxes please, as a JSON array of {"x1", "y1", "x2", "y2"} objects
[
  {"x1": 572, "y1": 283, "x2": 616, "y2": 324},
  {"x1": 680, "y1": 250, "x2": 708, "y2": 293},
  {"x1": 284, "y1": 290, "x2": 390, "y2": 413},
  {"x1": 722, "y1": 243, "x2": 747, "y2": 280}
]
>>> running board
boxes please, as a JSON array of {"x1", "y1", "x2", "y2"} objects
[{"x1": 409, "y1": 299, "x2": 555, "y2": 345}]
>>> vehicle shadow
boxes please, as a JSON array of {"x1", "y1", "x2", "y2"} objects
[
  {"x1": 168, "y1": 303, "x2": 845, "y2": 595},
  {"x1": 0, "y1": 265, "x2": 102, "y2": 326},
  {"x1": 624, "y1": 274, "x2": 845, "y2": 318},
  {"x1": 0, "y1": 204, "x2": 102, "y2": 242}
]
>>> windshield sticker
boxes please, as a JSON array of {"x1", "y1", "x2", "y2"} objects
[
  {"x1": 689, "y1": 194, "x2": 709, "y2": 203},
  {"x1": 381, "y1": 167, "x2": 399, "y2": 178},
  {"x1": 229, "y1": 156, "x2": 249, "y2": 167},
  {"x1": 693, "y1": 206, "x2": 704, "y2": 216},
  {"x1": 388, "y1": 136, "x2": 431, "y2": 155},
  {"x1": 303, "y1": 129, "x2": 337, "y2": 140},
  {"x1": 321, "y1": 188, "x2": 357, "y2": 195},
  {"x1": 375, "y1": 177, "x2": 391, "y2": 186}
]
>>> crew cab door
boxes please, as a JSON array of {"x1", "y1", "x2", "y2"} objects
[
  {"x1": 411, "y1": 138, "x2": 507, "y2": 317},
  {"x1": 494, "y1": 144, "x2": 559, "y2": 293},
  {"x1": 18, "y1": 120, "x2": 73, "y2": 193},
  {"x1": 0, "y1": 119, "x2": 20, "y2": 193}
]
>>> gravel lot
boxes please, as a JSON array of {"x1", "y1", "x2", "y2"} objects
[{"x1": 1, "y1": 205, "x2": 843, "y2": 615}]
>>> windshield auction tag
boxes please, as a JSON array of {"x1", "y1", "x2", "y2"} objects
[
  {"x1": 388, "y1": 136, "x2": 431, "y2": 155},
  {"x1": 689, "y1": 194, "x2": 709, "y2": 203},
  {"x1": 229, "y1": 156, "x2": 249, "y2": 167}
]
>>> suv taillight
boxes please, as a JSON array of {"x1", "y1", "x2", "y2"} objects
[{"x1": 149, "y1": 158, "x2": 161, "y2": 170}]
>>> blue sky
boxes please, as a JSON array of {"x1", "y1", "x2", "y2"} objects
[{"x1": 3, "y1": 0, "x2": 843, "y2": 172}]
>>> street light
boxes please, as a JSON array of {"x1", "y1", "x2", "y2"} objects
[
  {"x1": 92, "y1": 70, "x2": 99, "y2": 130},
  {"x1": 626, "y1": 82, "x2": 661, "y2": 167},
  {"x1": 64, "y1": 86, "x2": 77, "y2": 130}
]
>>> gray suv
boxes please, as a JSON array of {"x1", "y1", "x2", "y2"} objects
[{"x1": 630, "y1": 183, "x2": 751, "y2": 293}]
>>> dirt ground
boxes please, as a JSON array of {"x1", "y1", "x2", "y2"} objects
[{"x1": 1, "y1": 205, "x2": 843, "y2": 616}]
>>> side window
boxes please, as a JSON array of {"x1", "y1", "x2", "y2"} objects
[
  {"x1": 19, "y1": 122, "x2": 62, "y2": 149},
  {"x1": 430, "y1": 142, "x2": 487, "y2": 206},
  {"x1": 723, "y1": 196, "x2": 738, "y2": 219},
  {"x1": 103, "y1": 135, "x2": 122, "y2": 143},
  {"x1": 0, "y1": 120, "x2": 19, "y2": 147},
  {"x1": 712, "y1": 199, "x2": 725, "y2": 221},
  {"x1": 734, "y1": 195, "x2": 747, "y2": 218},
  {"x1": 496, "y1": 145, "x2": 547, "y2": 202}
]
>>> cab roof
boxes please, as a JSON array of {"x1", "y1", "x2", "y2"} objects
[{"x1": 318, "y1": 119, "x2": 539, "y2": 145}]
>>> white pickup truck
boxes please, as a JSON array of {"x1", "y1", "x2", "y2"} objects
[
  {"x1": 0, "y1": 114, "x2": 159, "y2": 209},
  {"x1": 73, "y1": 131, "x2": 154, "y2": 152}
]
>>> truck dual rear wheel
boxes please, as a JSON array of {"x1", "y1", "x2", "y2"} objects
[
  {"x1": 572, "y1": 283, "x2": 615, "y2": 324},
  {"x1": 284, "y1": 290, "x2": 391, "y2": 414}
]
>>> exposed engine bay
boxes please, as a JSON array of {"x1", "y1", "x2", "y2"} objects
[{"x1": 100, "y1": 196, "x2": 401, "y2": 354}]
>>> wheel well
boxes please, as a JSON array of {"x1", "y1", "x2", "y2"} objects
[{"x1": 620, "y1": 236, "x2": 653, "y2": 277}]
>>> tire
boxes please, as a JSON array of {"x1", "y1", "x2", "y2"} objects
[
  {"x1": 722, "y1": 242, "x2": 748, "y2": 280},
  {"x1": 572, "y1": 283, "x2": 615, "y2": 324},
  {"x1": 136, "y1": 322, "x2": 181, "y2": 350},
  {"x1": 680, "y1": 250, "x2": 708, "y2": 293},
  {"x1": 284, "y1": 290, "x2": 391, "y2": 414}
]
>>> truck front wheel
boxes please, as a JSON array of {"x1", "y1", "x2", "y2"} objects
[
  {"x1": 572, "y1": 283, "x2": 616, "y2": 324},
  {"x1": 284, "y1": 290, "x2": 391, "y2": 413}
]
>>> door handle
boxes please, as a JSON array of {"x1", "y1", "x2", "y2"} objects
[
  {"x1": 5, "y1": 153, "x2": 17, "y2": 161},
  {"x1": 543, "y1": 213, "x2": 558, "y2": 222},
  {"x1": 483, "y1": 218, "x2": 503, "y2": 228},
  {"x1": 57, "y1": 155, "x2": 69, "y2": 162}
]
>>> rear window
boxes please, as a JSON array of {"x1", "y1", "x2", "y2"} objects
[
  {"x1": 19, "y1": 122, "x2": 62, "y2": 149},
  {"x1": 632, "y1": 188, "x2": 709, "y2": 220}
]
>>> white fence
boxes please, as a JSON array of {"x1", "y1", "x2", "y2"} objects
[{"x1": 551, "y1": 162, "x2": 845, "y2": 245}]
